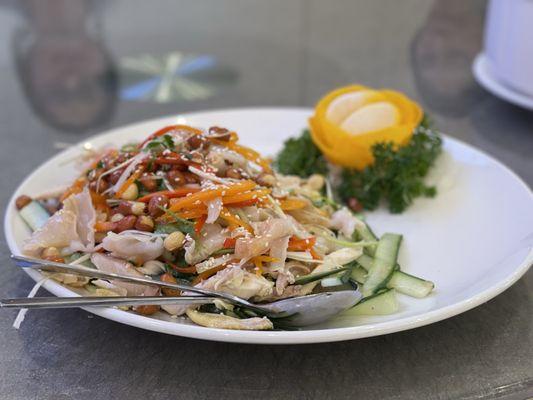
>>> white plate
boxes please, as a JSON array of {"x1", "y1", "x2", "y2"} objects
[
  {"x1": 4, "y1": 108, "x2": 533, "y2": 344},
  {"x1": 473, "y1": 53, "x2": 533, "y2": 110}
]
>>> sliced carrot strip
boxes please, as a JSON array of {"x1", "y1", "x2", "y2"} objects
[
  {"x1": 224, "y1": 199, "x2": 259, "y2": 208},
  {"x1": 251, "y1": 256, "x2": 279, "y2": 276},
  {"x1": 223, "y1": 237, "x2": 237, "y2": 248},
  {"x1": 115, "y1": 166, "x2": 144, "y2": 199},
  {"x1": 279, "y1": 197, "x2": 309, "y2": 211},
  {"x1": 220, "y1": 208, "x2": 253, "y2": 232},
  {"x1": 178, "y1": 208, "x2": 208, "y2": 220},
  {"x1": 309, "y1": 248, "x2": 322, "y2": 260},
  {"x1": 138, "y1": 125, "x2": 202, "y2": 149},
  {"x1": 168, "y1": 264, "x2": 197, "y2": 274},
  {"x1": 288, "y1": 236, "x2": 317, "y2": 251},
  {"x1": 60, "y1": 177, "x2": 87, "y2": 202},
  {"x1": 90, "y1": 190, "x2": 110, "y2": 214},
  {"x1": 194, "y1": 215, "x2": 207, "y2": 234},
  {"x1": 192, "y1": 264, "x2": 229, "y2": 285},
  {"x1": 252, "y1": 257, "x2": 263, "y2": 276},
  {"x1": 138, "y1": 187, "x2": 201, "y2": 203},
  {"x1": 228, "y1": 143, "x2": 272, "y2": 173},
  {"x1": 168, "y1": 180, "x2": 256, "y2": 212},
  {"x1": 222, "y1": 189, "x2": 271, "y2": 205}
]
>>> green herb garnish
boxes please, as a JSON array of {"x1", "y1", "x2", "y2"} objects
[
  {"x1": 143, "y1": 134, "x2": 175, "y2": 155},
  {"x1": 274, "y1": 130, "x2": 328, "y2": 178},
  {"x1": 338, "y1": 126, "x2": 442, "y2": 213},
  {"x1": 155, "y1": 206, "x2": 195, "y2": 236}
]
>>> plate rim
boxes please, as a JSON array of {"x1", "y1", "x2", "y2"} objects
[{"x1": 4, "y1": 107, "x2": 533, "y2": 344}]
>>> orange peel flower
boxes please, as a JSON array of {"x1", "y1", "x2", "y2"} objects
[{"x1": 309, "y1": 85, "x2": 423, "y2": 170}]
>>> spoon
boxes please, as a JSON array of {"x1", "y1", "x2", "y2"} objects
[{"x1": 10, "y1": 255, "x2": 362, "y2": 327}]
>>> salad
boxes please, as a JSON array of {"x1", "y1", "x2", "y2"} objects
[{"x1": 15, "y1": 122, "x2": 434, "y2": 331}]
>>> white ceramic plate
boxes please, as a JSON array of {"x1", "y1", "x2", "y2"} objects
[
  {"x1": 473, "y1": 53, "x2": 533, "y2": 111},
  {"x1": 4, "y1": 108, "x2": 533, "y2": 344}
]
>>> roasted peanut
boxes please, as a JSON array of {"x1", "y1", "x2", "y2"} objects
[
  {"x1": 148, "y1": 195, "x2": 169, "y2": 217},
  {"x1": 135, "y1": 215, "x2": 154, "y2": 232},
  {"x1": 134, "y1": 305, "x2": 160, "y2": 315},
  {"x1": 15, "y1": 195, "x2": 32, "y2": 210},
  {"x1": 166, "y1": 170, "x2": 185, "y2": 186},
  {"x1": 188, "y1": 151, "x2": 204, "y2": 164},
  {"x1": 208, "y1": 126, "x2": 230, "y2": 140},
  {"x1": 120, "y1": 183, "x2": 139, "y2": 200},
  {"x1": 117, "y1": 201, "x2": 145, "y2": 216},
  {"x1": 108, "y1": 170, "x2": 123, "y2": 185},
  {"x1": 160, "y1": 273, "x2": 180, "y2": 296},
  {"x1": 114, "y1": 215, "x2": 137, "y2": 233},
  {"x1": 183, "y1": 172, "x2": 199, "y2": 184},
  {"x1": 110, "y1": 213, "x2": 125, "y2": 223},
  {"x1": 89, "y1": 178, "x2": 109, "y2": 193},
  {"x1": 163, "y1": 231, "x2": 185, "y2": 251},
  {"x1": 138, "y1": 175, "x2": 158, "y2": 191},
  {"x1": 256, "y1": 173, "x2": 276, "y2": 187},
  {"x1": 187, "y1": 135, "x2": 204, "y2": 149},
  {"x1": 225, "y1": 168, "x2": 242, "y2": 179}
]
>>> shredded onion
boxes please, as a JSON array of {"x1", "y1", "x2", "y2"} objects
[
  {"x1": 188, "y1": 166, "x2": 234, "y2": 185},
  {"x1": 206, "y1": 197, "x2": 223, "y2": 223},
  {"x1": 111, "y1": 153, "x2": 147, "y2": 193}
]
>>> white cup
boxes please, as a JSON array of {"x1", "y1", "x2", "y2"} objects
[{"x1": 484, "y1": 0, "x2": 533, "y2": 97}]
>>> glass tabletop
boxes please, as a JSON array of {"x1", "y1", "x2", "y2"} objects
[{"x1": 0, "y1": 0, "x2": 531, "y2": 399}]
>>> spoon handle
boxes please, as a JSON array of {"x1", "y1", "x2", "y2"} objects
[
  {"x1": 11, "y1": 254, "x2": 260, "y2": 312},
  {"x1": 1, "y1": 296, "x2": 217, "y2": 309}
]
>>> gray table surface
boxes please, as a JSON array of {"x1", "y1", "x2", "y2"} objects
[{"x1": 0, "y1": 1, "x2": 531, "y2": 399}]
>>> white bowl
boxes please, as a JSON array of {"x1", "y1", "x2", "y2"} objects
[{"x1": 4, "y1": 108, "x2": 533, "y2": 344}]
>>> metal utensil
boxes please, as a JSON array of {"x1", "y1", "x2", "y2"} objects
[
  {"x1": 11, "y1": 254, "x2": 362, "y2": 326},
  {"x1": 1, "y1": 296, "x2": 216, "y2": 309}
]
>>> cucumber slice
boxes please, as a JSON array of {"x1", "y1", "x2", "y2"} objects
[
  {"x1": 320, "y1": 277, "x2": 344, "y2": 287},
  {"x1": 350, "y1": 266, "x2": 367, "y2": 284},
  {"x1": 387, "y1": 271, "x2": 434, "y2": 298},
  {"x1": 294, "y1": 266, "x2": 349, "y2": 285},
  {"x1": 320, "y1": 269, "x2": 352, "y2": 287},
  {"x1": 355, "y1": 223, "x2": 378, "y2": 256},
  {"x1": 357, "y1": 253, "x2": 434, "y2": 298},
  {"x1": 356, "y1": 254, "x2": 374, "y2": 271},
  {"x1": 19, "y1": 201, "x2": 50, "y2": 231},
  {"x1": 362, "y1": 233, "x2": 402, "y2": 296},
  {"x1": 346, "y1": 289, "x2": 398, "y2": 315}
]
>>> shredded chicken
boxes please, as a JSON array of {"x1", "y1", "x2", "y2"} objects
[
  {"x1": 91, "y1": 253, "x2": 159, "y2": 297},
  {"x1": 197, "y1": 265, "x2": 274, "y2": 300},
  {"x1": 235, "y1": 218, "x2": 294, "y2": 260},
  {"x1": 186, "y1": 309, "x2": 273, "y2": 330},
  {"x1": 330, "y1": 207, "x2": 365, "y2": 238},
  {"x1": 23, "y1": 188, "x2": 96, "y2": 256},
  {"x1": 184, "y1": 224, "x2": 226, "y2": 264},
  {"x1": 102, "y1": 231, "x2": 164, "y2": 264}
]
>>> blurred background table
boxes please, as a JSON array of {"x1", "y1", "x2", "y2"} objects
[{"x1": 0, "y1": 1, "x2": 531, "y2": 399}]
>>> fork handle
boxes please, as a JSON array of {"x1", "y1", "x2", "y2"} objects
[{"x1": 1, "y1": 296, "x2": 218, "y2": 309}]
